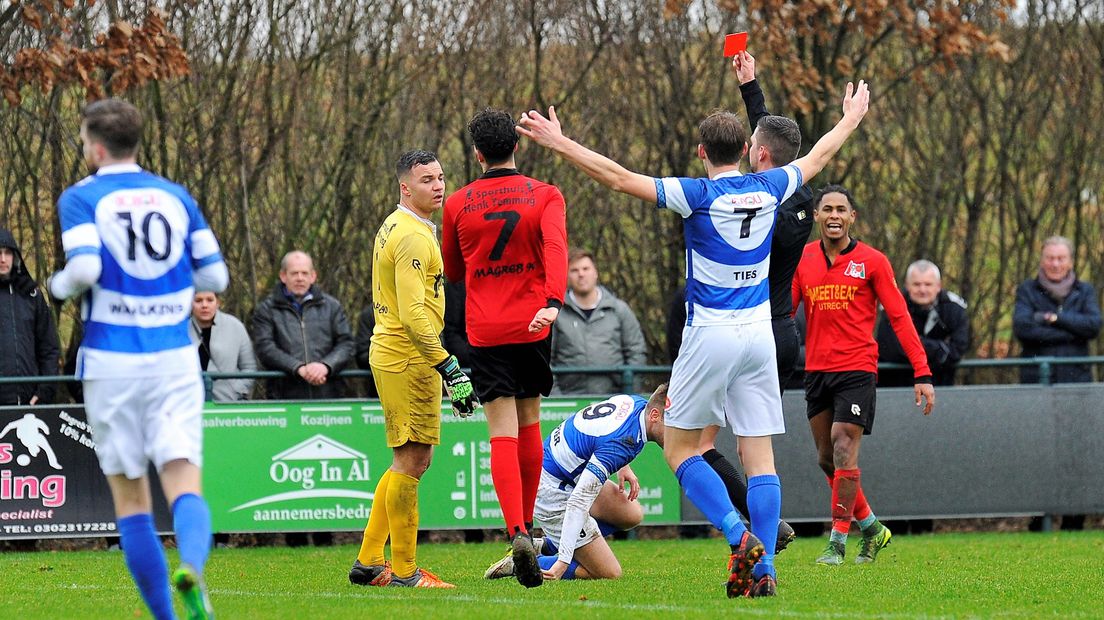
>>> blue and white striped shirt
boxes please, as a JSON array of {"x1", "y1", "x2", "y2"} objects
[
  {"x1": 543, "y1": 394, "x2": 649, "y2": 487},
  {"x1": 58, "y1": 164, "x2": 225, "y2": 378},
  {"x1": 656, "y1": 166, "x2": 801, "y2": 326}
]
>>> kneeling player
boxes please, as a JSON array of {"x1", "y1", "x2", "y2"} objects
[{"x1": 485, "y1": 385, "x2": 667, "y2": 580}]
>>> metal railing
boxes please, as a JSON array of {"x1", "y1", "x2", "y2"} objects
[{"x1": 2, "y1": 356, "x2": 1103, "y2": 401}]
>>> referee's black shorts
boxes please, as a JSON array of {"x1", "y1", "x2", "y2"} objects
[
  {"x1": 772, "y1": 316, "x2": 800, "y2": 393},
  {"x1": 804, "y1": 370, "x2": 877, "y2": 435},
  {"x1": 468, "y1": 335, "x2": 554, "y2": 403}
]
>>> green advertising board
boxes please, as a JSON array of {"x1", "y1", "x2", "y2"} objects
[{"x1": 203, "y1": 399, "x2": 680, "y2": 533}]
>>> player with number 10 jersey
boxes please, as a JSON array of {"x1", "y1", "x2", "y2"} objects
[{"x1": 49, "y1": 98, "x2": 226, "y2": 620}]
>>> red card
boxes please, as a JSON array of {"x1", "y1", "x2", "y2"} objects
[{"x1": 724, "y1": 32, "x2": 748, "y2": 57}]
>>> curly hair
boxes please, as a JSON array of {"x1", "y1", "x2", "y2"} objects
[
  {"x1": 816, "y1": 184, "x2": 858, "y2": 210},
  {"x1": 468, "y1": 108, "x2": 519, "y2": 165}
]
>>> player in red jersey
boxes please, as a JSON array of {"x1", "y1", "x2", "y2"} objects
[
  {"x1": 442, "y1": 108, "x2": 568, "y2": 589},
  {"x1": 791, "y1": 184, "x2": 935, "y2": 565}
]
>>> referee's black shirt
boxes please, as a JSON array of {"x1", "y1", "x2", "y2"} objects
[{"x1": 741, "y1": 79, "x2": 816, "y2": 319}]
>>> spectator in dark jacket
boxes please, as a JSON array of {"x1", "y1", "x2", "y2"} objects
[
  {"x1": 253, "y1": 251, "x2": 355, "y2": 399},
  {"x1": 1013, "y1": 236, "x2": 1102, "y2": 384},
  {"x1": 877, "y1": 260, "x2": 970, "y2": 386},
  {"x1": 0, "y1": 228, "x2": 60, "y2": 406},
  {"x1": 552, "y1": 248, "x2": 646, "y2": 394},
  {"x1": 442, "y1": 280, "x2": 473, "y2": 368},
  {"x1": 353, "y1": 305, "x2": 379, "y2": 398}
]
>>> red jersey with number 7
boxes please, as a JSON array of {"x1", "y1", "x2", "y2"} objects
[
  {"x1": 792, "y1": 239, "x2": 932, "y2": 381},
  {"x1": 443, "y1": 169, "x2": 568, "y2": 347}
]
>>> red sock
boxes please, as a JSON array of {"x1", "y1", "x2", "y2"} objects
[
  {"x1": 852, "y1": 487, "x2": 872, "y2": 522},
  {"x1": 831, "y1": 469, "x2": 861, "y2": 536},
  {"x1": 517, "y1": 423, "x2": 543, "y2": 527},
  {"x1": 490, "y1": 436, "x2": 526, "y2": 536},
  {"x1": 826, "y1": 474, "x2": 871, "y2": 521}
]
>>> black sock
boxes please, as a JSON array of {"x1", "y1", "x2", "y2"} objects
[{"x1": 702, "y1": 448, "x2": 750, "y2": 520}]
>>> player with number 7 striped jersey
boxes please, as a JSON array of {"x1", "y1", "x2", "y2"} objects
[
  {"x1": 657, "y1": 165, "x2": 801, "y2": 327},
  {"x1": 54, "y1": 164, "x2": 228, "y2": 378}
]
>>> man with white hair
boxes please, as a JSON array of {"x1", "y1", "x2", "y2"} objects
[{"x1": 876, "y1": 259, "x2": 969, "y2": 386}]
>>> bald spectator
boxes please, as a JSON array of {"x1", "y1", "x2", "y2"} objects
[
  {"x1": 253, "y1": 251, "x2": 354, "y2": 399},
  {"x1": 877, "y1": 260, "x2": 969, "y2": 386},
  {"x1": 1013, "y1": 236, "x2": 1101, "y2": 384}
]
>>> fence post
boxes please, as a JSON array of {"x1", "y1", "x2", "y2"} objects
[
  {"x1": 621, "y1": 368, "x2": 635, "y2": 394},
  {"x1": 203, "y1": 373, "x2": 215, "y2": 401},
  {"x1": 1039, "y1": 359, "x2": 1052, "y2": 386}
]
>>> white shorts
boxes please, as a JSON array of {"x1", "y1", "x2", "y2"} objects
[
  {"x1": 533, "y1": 470, "x2": 602, "y2": 551},
  {"x1": 83, "y1": 372, "x2": 205, "y2": 479},
  {"x1": 666, "y1": 322, "x2": 785, "y2": 436}
]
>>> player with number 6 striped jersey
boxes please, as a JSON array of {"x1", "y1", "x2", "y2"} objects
[
  {"x1": 544, "y1": 394, "x2": 651, "y2": 486},
  {"x1": 517, "y1": 386, "x2": 666, "y2": 581}
]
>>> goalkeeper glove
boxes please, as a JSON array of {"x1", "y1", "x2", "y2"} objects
[{"x1": 434, "y1": 355, "x2": 479, "y2": 417}]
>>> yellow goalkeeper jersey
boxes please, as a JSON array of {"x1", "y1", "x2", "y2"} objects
[{"x1": 370, "y1": 206, "x2": 449, "y2": 372}]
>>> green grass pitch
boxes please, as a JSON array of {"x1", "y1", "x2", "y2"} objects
[{"x1": 6, "y1": 531, "x2": 1101, "y2": 618}]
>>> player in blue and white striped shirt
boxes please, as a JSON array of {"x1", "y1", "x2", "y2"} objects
[
  {"x1": 484, "y1": 385, "x2": 668, "y2": 581},
  {"x1": 518, "y1": 79, "x2": 870, "y2": 597},
  {"x1": 49, "y1": 99, "x2": 227, "y2": 620}
]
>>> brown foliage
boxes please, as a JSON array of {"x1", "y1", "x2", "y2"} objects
[{"x1": 0, "y1": 3, "x2": 189, "y2": 106}]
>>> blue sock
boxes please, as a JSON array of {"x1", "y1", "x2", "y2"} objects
[
  {"x1": 118, "y1": 513, "x2": 173, "y2": 620},
  {"x1": 858, "y1": 514, "x2": 878, "y2": 532},
  {"x1": 538, "y1": 554, "x2": 557, "y2": 571},
  {"x1": 675, "y1": 456, "x2": 746, "y2": 546},
  {"x1": 562, "y1": 560, "x2": 578, "y2": 579},
  {"x1": 172, "y1": 493, "x2": 212, "y2": 572},
  {"x1": 596, "y1": 519, "x2": 619, "y2": 537},
  {"x1": 537, "y1": 554, "x2": 578, "y2": 579},
  {"x1": 747, "y1": 474, "x2": 781, "y2": 579}
]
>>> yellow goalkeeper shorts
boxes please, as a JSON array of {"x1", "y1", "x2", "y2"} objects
[{"x1": 371, "y1": 362, "x2": 443, "y2": 448}]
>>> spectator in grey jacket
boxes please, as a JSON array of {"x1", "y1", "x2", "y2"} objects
[
  {"x1": 190, "y1": 292, "x2": 256, "y2": 401},
  {"x1": 552, "y1": 248, "x2": 647, "y2": 394},
  {"x1": 253, "y1": 251, "x2": 355, "y2": 399}
]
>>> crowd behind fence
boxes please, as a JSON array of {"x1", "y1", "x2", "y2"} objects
[{"x1": 3, "y1": 356, "x2": 1104, "y2": 401}]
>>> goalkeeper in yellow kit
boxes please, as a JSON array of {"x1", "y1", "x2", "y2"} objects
[{"x1": 349, "y1": 150, "x2": 479, "y2": 588}]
